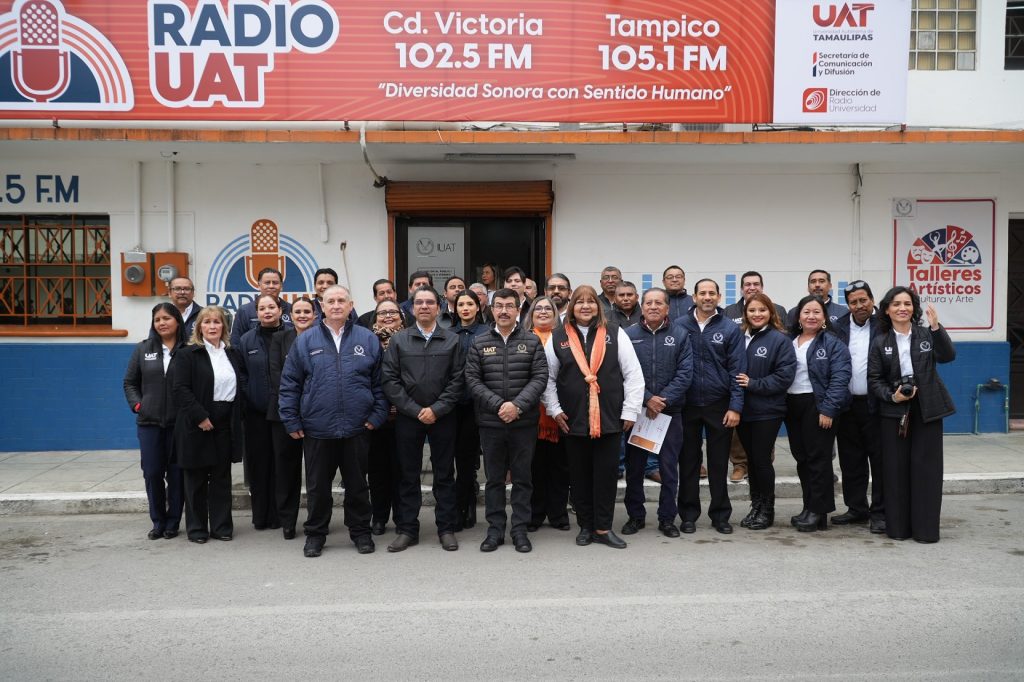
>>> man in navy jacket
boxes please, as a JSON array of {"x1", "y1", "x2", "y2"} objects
[
  {"x1": 674, "y1": 279, "x2": 747, "y2": 534},
  {"x1": 279, "y1": 285, "x2": 388, "y2": 558},
  {"x1": 623, "y1": 288, "x2": 693, "y2": 537},
  {"x1": 831, "y1": 280, "x2": 885, "y2": 533}
]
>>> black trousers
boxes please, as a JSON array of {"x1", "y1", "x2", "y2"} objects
[
  {"x1": 785, "y1": 393, "x2": 838, "y2": 514},
  {"x1": 480, "y1": 426, "x2": 536, "y2": 536},
  {"x1": 394, "y1": 412, "x2": 458, "y2": 538},
  {"x1": 137, "y1": 424, "x2": 184, "y2": 532},
  {"x1": 879, "y1": 400, "x2": 943, "y2": 542},
  {"x1": 736, "y1": 417, "x2": 783, "y2": 502},
  {"x1": 454, "y1": 403, "x2": 481, "y2": 518},
  {"x1": 625, "y1": 412, "x2": 683, "y2": 522},
  {"x1": 244, "y1": 409, "x2": 279, "y2": 528},
  {"x1": 836, "y1": 395, "x2": 884, "y2": 519},
  {"x1": 269, "y1": 421, "x2": 304, "y2": 533},
  {"x1": 182, "y1": 402, "x2": 233, "y2": 540},
  {"x1": 303, "y1": 434, "x2": 372, "y2": 540},
  {"x1": 368, "y1": 425, "x2": 400, "y2": 526},
  {"x1": 680, "y1": 399, "x2": 733, "y2": 524},
  {"x1": 564, "y1": 433, "x2": 620, "y2": 532},
  {"x1": 530, "y1": 438, "x2": 570, "y2": 526}
]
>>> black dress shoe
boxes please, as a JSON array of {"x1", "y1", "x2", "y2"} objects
[
  {"x1": 480, "y1": 535, "x2": 504, "y2": 552},
  {"x1": 147, "y1": 529, "x2": 163, "y2": 541},
  {"x1": 163, "y1": 529, "x2": 179, "y2": 540},
  {"x1": 621, "y1": 517, "x2": 645, "y2": 535},
  {"x1": 790, "y1": 509, "x2": 810, "y2": 527},
  {"x1": 439, "y1": 532, "x2": 459, "y2": 551},
  {"x1": 354, "y1": 536, "x2": 375, "y2": 554},
  {"x1": 462, "y1": 506, "x2": 477, "y2": 530},
  {"x1": 658, "y1": 521, "x2": 681, "y2": 538},
  {"x1": 712, "y1": 521, "x2": 734, "y2": 535},
  {"x1": 575, "y1": 529, "x2": 593, "y2": 546},
  {"x1": 552, "y1": 520, "x2": 572, "y2": 531},
  {"x1": 189, "y1": 536, "x2": 207, "y2": 544},
  {"x1": 253, "y1": 524, "x2": 268, "y2": 531},
  {"x1": 512, "y1": 534, "x2": 532, "y2": 553},
  {"x1": 680, "y1": 520, "x2": 697, "y2": 534},
  {"x1": 591, "y1": 531, "x2": 627, "y2": 549},
  {"x1": 303, "y1": 536, "x2": 325, "y2": 557},
  {"x1": 268, "y1": 522, "x2": 282, "y2": 530},
  {"x1": 796, "y1": 512, "x2": 828, "y2": 532},
  {"x1": 832, "y1": 510, "x2": 869, "y2": 525},
  {"x1": 869, "y1": 518, "x2": 887, "y2": 534},
  {"x1": 370, "y1": 521, "x2": 386, "y2": 536},
  {"x1": 283, "y1": 527, "x2": 296, "y2": 540},
  {"x1": 210, "y1": 533, "x2": 232, "y2": 541},
  {"x1": 526, "y1": 522, "x2": 541, "y2": 533},
  {"x1": 387, "y1": 534, "x2": 419, "y2": 552}
]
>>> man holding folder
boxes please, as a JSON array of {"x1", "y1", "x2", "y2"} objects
[{"x1": 623, "y1": 288, "x2": 693, "y2": 538}]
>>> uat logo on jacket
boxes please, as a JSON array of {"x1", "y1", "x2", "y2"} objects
[{"x1": 0, "y1": 0, "x2": 133, "y2": 110}]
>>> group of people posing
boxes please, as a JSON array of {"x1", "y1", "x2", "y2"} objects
[{"x1": 122, "y1": 262, "x2": 956, "y2": 557}]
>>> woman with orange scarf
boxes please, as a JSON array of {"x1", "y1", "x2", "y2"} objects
[
  {"x1": 542, "y1": 285, "x2": 644, "y2": 549},
  {"x1": 526, "y1": 296, "x2": 571, "y2": 532}
]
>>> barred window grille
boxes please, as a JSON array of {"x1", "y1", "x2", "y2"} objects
[
  {"x1": 909, "y1": 0, "x2": 977, "y2": 70},
  {"x1": 0, "y1": 215, "x2": 112, "y2": 327},
  {"x1": 1009, "y1": 1, "x2": 1024, "y2": 69}
]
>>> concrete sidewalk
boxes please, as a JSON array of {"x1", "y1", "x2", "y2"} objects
[{"x1": 0, "y1": 433, "x2": 1021, "y2": 515}]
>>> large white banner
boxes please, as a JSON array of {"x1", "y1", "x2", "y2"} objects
[
  {"x1": 773, "y1": 0, "x2": 910, "y2": 124},
  {"x1": 893, "y1": 199, "x2": 995, "y2": 331}
]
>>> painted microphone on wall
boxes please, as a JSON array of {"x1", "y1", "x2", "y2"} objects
[
  {"x1": 245, "y1": 218, "x2": 287, "y2": 290},
  {"x1": 12, "y1": 0, "x2": 71, "y2": 102}
]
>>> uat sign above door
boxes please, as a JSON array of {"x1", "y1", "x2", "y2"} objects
[{"x1": 0, "y1": 0, "x2": 909, "y2": 123}]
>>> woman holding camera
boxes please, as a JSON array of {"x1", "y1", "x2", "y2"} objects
[{"x1": 868, "y1": 286, "x2": 955, "y2": 543}]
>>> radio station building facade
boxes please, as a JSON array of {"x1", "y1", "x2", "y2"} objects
[{"x1": 1, "y1": 1, "x2": 1022, "y2": 449}]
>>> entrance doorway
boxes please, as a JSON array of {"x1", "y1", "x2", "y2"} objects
[
  {"x1": 385, "y1": 180, "x2": 554, "y2": 300},
  {"x1": 395, "y1": 216, "x2": 546, "y2": 295},
  {"x1": 1008, "y1": 218, "x2": 1024, "y2": 419}
]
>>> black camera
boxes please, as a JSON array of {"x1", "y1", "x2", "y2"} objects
[{"x1": 893, "y1": 375, "x2": 916, "y2": 397}]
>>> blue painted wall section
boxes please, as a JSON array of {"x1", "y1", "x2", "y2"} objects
[
  {"x1": 0, "y1": 343, "x2": 137, "y2": 451},
  {"x1": 0, "y1": 340, "x2": 1011, "y2": 451}
]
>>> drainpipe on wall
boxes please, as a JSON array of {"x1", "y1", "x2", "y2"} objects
[
  {"x1": 851, "y1": 162, "x2": 863, "y2": 279},
  {"x1": 318, "y1": 162, "x2": 329, "y2": 243},
  {"x1": 166, "y1": 160, "x2": 176, "y2": 251},
  {"x1": 132, "y1": 160, "x2": 143, "y2": 251}
]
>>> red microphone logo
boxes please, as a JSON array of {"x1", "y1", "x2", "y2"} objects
[
  {"x1": 12, "y1": 0, "x2": 71, "y2": 103},
  {"x1": 245, "y1": 219, "x2": 287, "y2": 290}
]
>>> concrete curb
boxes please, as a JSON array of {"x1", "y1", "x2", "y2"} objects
[{"x1": 2, "y1": 474, "x2": 1022, "y2": 515}]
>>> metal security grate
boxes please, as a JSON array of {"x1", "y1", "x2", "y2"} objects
[
  {"x1": 0, "y1": 214, "x2": 112, "y2": 327},
  {"x1": 1008, "y1": 1, "x2": 1024, "y2": 70}
]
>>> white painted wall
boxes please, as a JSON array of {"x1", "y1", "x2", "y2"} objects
[
  {"x1": 1, "y1": 156, "x2": 1019, "y2": 343},
  {"x1": 906, "y1": 3, "x2": 1024, "y2": 129}
]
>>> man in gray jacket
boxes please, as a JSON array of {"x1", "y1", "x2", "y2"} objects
[{"x1": 464, "y1": 289, "x2": 548, "y2": 553}]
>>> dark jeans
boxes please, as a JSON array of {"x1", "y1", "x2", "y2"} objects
[
  {"x1": 736, "y1": 417, "x2": 784, "y2": 501},
  {"x1": 836, "y1": 395, "x2": 884, "y2": 519},
  {"x1": 785, "y1": 393, "x2": 838, "y2": 514},
  {"x1": 680, "y1": 399, "x2": 733, "y2": 524},
  {"x1": 182, "y1": 401, "x2": 233, "y2": 540},
  {"x1": 244, "y1": 409, "x2": 279, "y2": 528},
  {"x1": 137, "y1": 424, "x2": 184, "y2": 532},
  {"x1": 394, "y1": 412, "x2": 458, "y2": 538},
  {"x1": 530, "y1": 438, "x2": 570, "y2": 526},
  {"x1": 480, "y1": 426, "x2": 536, "y2": 536},
  {"x1": 269, "y1": 421, "x2": 304, "y2": 533},
  {"x1": 303, "y1": 434, "x2": 372, "y2": 540},
  {"x1": 565, "y1": 433, "x2": 620, "y2": 532},
  {"x1": 625, "y1": 412, "x2": 683, "y2": 523},
  {"x1": 368, "y1": 425, "x2": 400, "y2": 526},
  {"x1": 879, "y1": 400, "x2": 943, "y2": 542},
  {"x1": 454, "y1": 403, "x2": 481, "y2": 518}
]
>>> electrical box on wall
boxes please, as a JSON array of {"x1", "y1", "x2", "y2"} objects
[{"x1": 120, "y1": 252, "x2": 190, "y2": 297}]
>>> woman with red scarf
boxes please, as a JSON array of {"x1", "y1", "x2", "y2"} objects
[{"x1": 542, "y1": 285, "x2": 644, "y2": 549}]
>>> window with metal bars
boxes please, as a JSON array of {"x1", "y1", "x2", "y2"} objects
[
  {"x1": 909, "y1": 0, "x2": 977, "y2": 71},
  {"x1": 0, "y1": 214, "x2": 112, "y2": 329},
  {"x1": 1009, "y1": 1, "x2": 1024, "y2": 69}
]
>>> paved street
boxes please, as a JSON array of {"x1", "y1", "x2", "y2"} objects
[{"x1": 1, "y1": 495, "x2": 1022, "y2": 680}]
